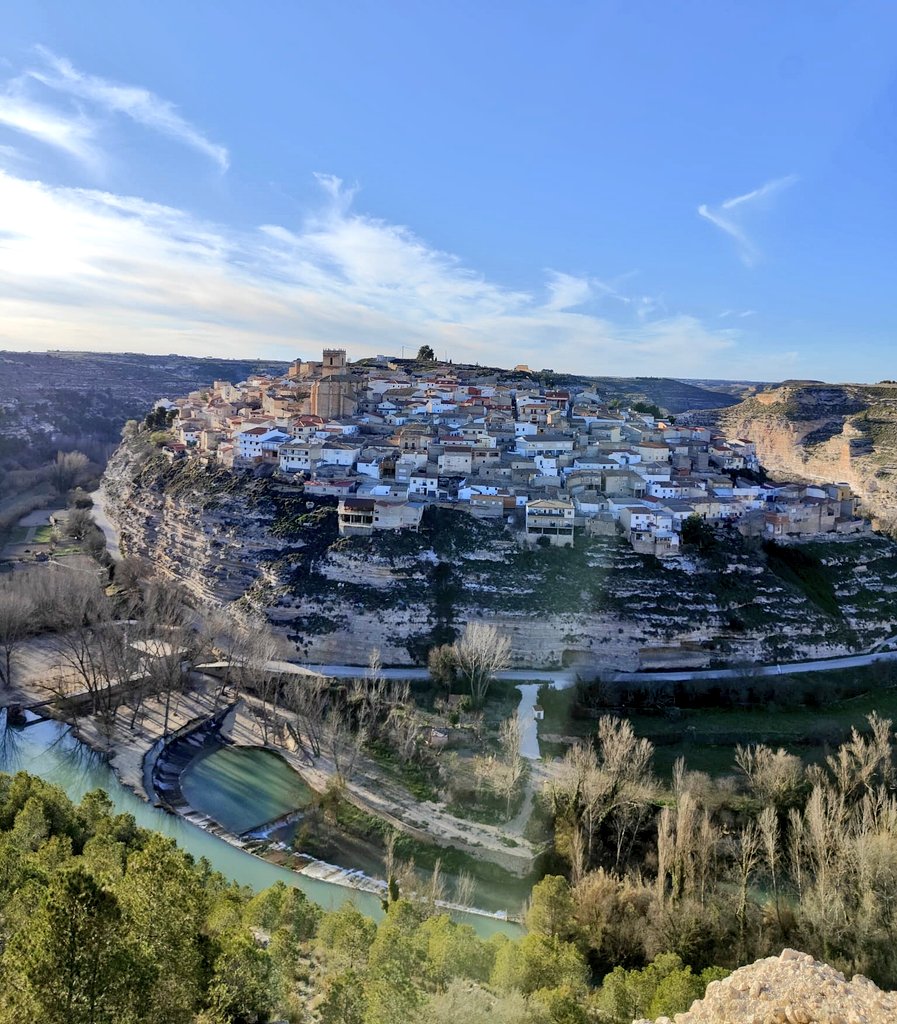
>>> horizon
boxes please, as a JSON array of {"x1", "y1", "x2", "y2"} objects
[
  {"x1": 1, "y1": 347, "x2": 888, "y2": 389},
  {"x1": 1, "y1": 3, "x2": 896, "y2": 380}
]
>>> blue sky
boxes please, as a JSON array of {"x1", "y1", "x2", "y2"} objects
[{"x1": 1, "y1": 2, "x2": 895, "y2": 381}]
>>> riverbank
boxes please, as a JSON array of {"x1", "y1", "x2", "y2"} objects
[{"x1": 3, "y1": 650, "x2": 532, "y2": 919}]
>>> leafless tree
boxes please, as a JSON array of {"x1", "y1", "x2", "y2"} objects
[
  {"x1": 823, "y1": 713, "x2": 894, "y2": 800},
  {"x1": 452, "y1": 622, "x2": 511, "y2": 708},
  {"x1": 656, "y1": 790, "x2": 717, "y2": 905},
  {"x1": 51, "y1": 450, "x2": 90, "y2": 494},
  {"x1": 546, "y1": 717, "x2": 655, "y2": 870},
  {"x1": 735, "y1": 743, "x2": 806, "y2": 809},
  {"x1": 0, "y1": 580, "x2": 36, "y2": 690},
  {"x1": 496, "y1": 714, "x2": 526, "y2": 816},
  {"x1": 323, "y1": 701, "x2": 366, "y2": 784},
  {"x1": 455, "y1": 870, "x2": 476, "y2": 909},
  {"x1": 283, "y1": 675, "x2": 329, "y2": 758}
]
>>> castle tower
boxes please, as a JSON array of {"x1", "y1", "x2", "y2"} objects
[
  {"x1": 322, "y1": 348, "x2": 347, "y2": 377},
  {"x1": 287, "y1": 358, "x2": 303, "y2": 379}
]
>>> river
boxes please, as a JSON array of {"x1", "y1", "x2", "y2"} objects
[{"x1": 0, "y1": 712, "x2": 520, "y2": 939}]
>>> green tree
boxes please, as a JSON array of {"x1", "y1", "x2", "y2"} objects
[
  {"x1": 5, "y1": 867, "x2": 127, "y2": 1024},
  {"x1": 416, "y1": 345, "x2": 436, "y2": 362},
  {"x1": 204, "y1": 931, "x2": 273, "y2": 1024},
  {"x1": 318, "y1": 968, "x2": 366, "y2": 1024},
  {"x1": 418, "y1": 914, "x2": 492, "y2": 989},
  {"x1": 491, "y1": 933, "x2": 588, "y2": 997},
  {"x1": 115, "y1": 834, "x2": 206, "y2": 1024},
  {"x1": 680, "y1": 513, "x2": 716, "y2": 552},
  {"x1": 526, "y1": 875, "x2": 576, "y2": 941},
  {"x1": 317, "y1": 901, "x2": 377, "y2": 969},
  {"x1": 364, "y1": 901, "x2": 426, "y2": 1024},
  {"x1": 595, "y1": 953, "x2": 727, "y2": 1024}
]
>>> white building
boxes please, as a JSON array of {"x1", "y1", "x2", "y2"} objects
[{"x1": 524, "y1": 498, "x2": 575, "y2": 548}]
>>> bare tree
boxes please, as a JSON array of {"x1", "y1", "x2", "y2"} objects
[
  {"x1": 455, "y1": 870, "x2": 476, "y2": 909},
  {"x1": 0, "y1": 581, "x2": 36, "y2": 690},
  {"x1": 735, "y1": 743, "x2": 806, "y2": 809},
  {"x1": 452, "y1": 622, "x2": 510, "y2": 708},
  {"x1": 283, "y1": 675, "x2": 329, "y2": 758},
  {"x1": 323, "y1": 700, "x2": 366, "y2": 784},
  {"x1": 496, "y1": 715, "x2": 526, "y2": 816},
  {"x1": 51, "y1": 450, "x2": 90, "y2": 494},
  {"x1": 545, "y1": 717, "x2": 655, "y2": 870},
  {"x1": 138, "y1": 580, "x2": 197, "y2": 735}
]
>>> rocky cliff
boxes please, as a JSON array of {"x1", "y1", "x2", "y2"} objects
[
  {"x1": 104, "y1": 438, "x2": 897, "y2": 669},
  {"x1": 722, "y1": 382, "x2": 897, "y2": 534}
]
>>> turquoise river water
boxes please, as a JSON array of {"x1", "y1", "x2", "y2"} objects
[{"x1": 0, "y1": 712, "x2": 520, "y2": 939}]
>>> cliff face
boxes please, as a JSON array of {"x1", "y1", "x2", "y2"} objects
[
  {"x1": 103, "y1": 438, "x2": 897, "y2": 669},
  {"x1": 722, "y1": 383, "x2": 897, "y2": 533}
]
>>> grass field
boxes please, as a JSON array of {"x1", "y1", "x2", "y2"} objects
[{"x1": 538, "y1": 665, "x2": 897, "y2": 778}]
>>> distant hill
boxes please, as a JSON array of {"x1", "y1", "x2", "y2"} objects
[{"x1": 0, "y1": 350, "x2": 288, "y2": 470}]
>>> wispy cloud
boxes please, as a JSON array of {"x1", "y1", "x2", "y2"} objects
[
  {"x1": 0, "y1": 169, "x2": 752, "y2": 375},
  {"x1": 544, "y1": 271, "x2": 593, "y2": 311},
  {"x1": 698, "y1": 174, "x2": 797, "y2": 266},
  {"x1": 0, "y1": 88, "x2": 100, "y2": 169},
  {"x1": 28, "y1": 47, "x2": 229, "y2": 171}
]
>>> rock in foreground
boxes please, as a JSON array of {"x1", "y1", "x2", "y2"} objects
[{"x1": 634, "y1": 948, "x2": 897, "y2": 1024}]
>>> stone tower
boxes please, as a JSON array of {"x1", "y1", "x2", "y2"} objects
[{"x1": 322, "y1": 348, "x2": 347, "y2": 377}]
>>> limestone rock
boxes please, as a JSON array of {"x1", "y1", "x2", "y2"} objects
[{"x1": 633, "y1": 949, "x2": 897, "y2": 1024}]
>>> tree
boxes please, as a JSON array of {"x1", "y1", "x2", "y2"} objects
[
  {"x1": 526, "y1": 875, "x2": 576, "y2": 941},
  {"x1": 204, "y1": 930, "x2": 273, "y2": 1024},
  {"x1": 4, "y1": 867, "x2": 128, "y2": 1024},
  {"x1": 428, "y1": 644, "x2": 457, "y2": 694},
  {"x1": 735, "y1": 743, "x2": 807, "y2": 810},
  {"x1": 680, "y1": 513, "x2": 716, "y2": 552},
  {"x1": 416, "y1": 345, "x2": 435, "y2": 362},
  {"x1": 452, "y1": 623, "x2": 511, "y2": 708},
  {"x1": 51, "y1": 451, "x2": 90, "y2": 495},
  {"x1": 0, "y1": 578, "x2": 36, "y2": 690}
]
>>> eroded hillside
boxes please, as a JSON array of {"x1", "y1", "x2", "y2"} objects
[
  {"x1": 722, "y1": 382, "x2": 897, "y2": 533},
  {"x1": 104, "y1": 438, "x2": 897, "y2": 669}
]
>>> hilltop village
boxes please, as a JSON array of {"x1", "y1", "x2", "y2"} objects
[{"x1": 157, "y1": 348, "x2": 869, "y2": 556}]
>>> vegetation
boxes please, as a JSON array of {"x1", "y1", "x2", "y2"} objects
[
  {"x1": 762, "y1": 540, "x2": 841, "y2": 617},
  {"x1": 536, "y1": 712, "x2": 897, "y2": 990},
  {"x1": 0, "y1": 768, "x2": 732, "y2": 1024}
]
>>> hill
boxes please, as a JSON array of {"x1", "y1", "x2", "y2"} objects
[{"x1": 722, "y1": 381, "x2": 897, "y2": 533}]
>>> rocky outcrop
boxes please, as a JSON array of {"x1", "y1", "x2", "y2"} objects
[
  {"x1": 635, "y1": 948, "x2": 896, "y2": 1024},
  {"x1": 722, "y1": 383, "x2": 897, "y2": 534},
  {"x1": 103, "y1": 438, "x2": 897, "y2": 670}
]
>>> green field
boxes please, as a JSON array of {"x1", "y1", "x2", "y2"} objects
[{"x1": 538, "y1": 665, "x2": 897, "y2": 778}]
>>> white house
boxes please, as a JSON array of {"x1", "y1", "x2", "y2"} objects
[
  {"x1": 237, "y1": 427, "x2": 291, "y2": 460},
  {"x1": 319, "y1": 442, "x2": 363, "y2": 468}
]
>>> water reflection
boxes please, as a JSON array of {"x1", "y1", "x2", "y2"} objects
[{"x1": 0, "y1": 712, "x2": 521, "y2": 938}]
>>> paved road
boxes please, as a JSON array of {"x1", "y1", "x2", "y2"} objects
[
  {"x1": 604, "y1": 649, "x2": 897, "y2": 684},
  {"x1": 89, "y1": 486, "x2": 122, "y2": 561},
  {"x1": 197, "y1": 660, "x2": 576, "y2": 686}
]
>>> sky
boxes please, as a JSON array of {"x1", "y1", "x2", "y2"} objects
[{"x1": 0, "y1": 2, "x2": 896, "y2": 382}]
